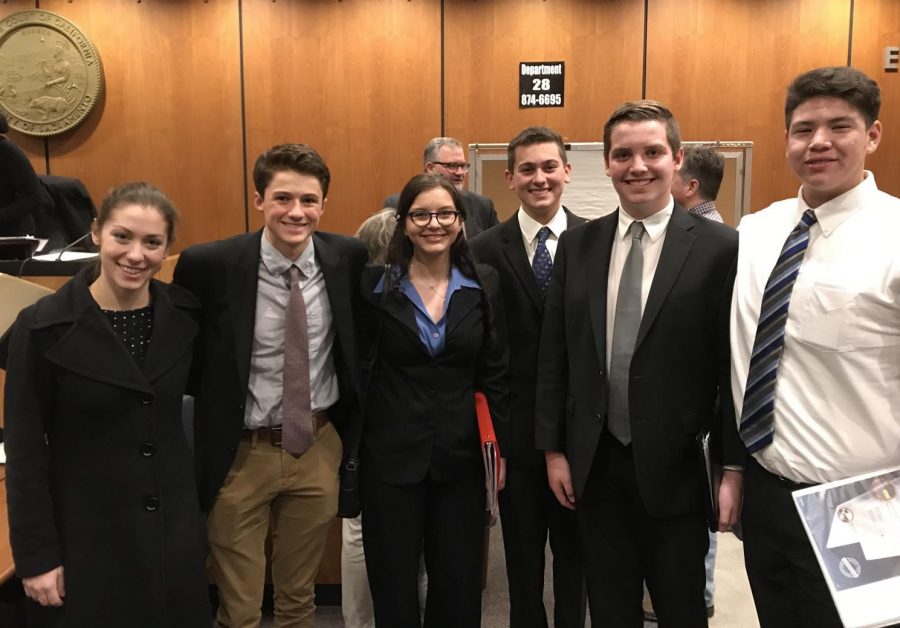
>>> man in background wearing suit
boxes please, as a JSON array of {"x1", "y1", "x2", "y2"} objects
[
  {"x1": 536, "y1": 101, "x2": 741, "y2": 627},
  {"x1": 470, "y1": 126, "x2": 586, "y2": 628},
  {"x1": 671, "y1": 143, "x2": 726, "y2": 621},
  {"x1": 173, "y1": 144, "x2": 367, "y2": 628},
  {"x1": 384, "y1": 137, "x2": 499, "y2": 237}
]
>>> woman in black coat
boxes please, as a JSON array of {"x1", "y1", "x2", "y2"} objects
[
  {"x1": 0, "y1": 182, "x2": 210, "y2": 627},
  {"x1": 358, "y1": 174, "x2": 509, "y2": 627}
]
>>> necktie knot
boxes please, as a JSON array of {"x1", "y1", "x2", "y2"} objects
[
  {"x1": 629, "y1": 221, "x2": 645, "y2": 241},
  {"x1": 799, "y1": 209, "x2": 817, "y2": 230},
  {"x1": 287, "y1": 265, "x2": 301, "y2": 284},
  {"x1": 536, "y1": 226, "x2": 551, "y2": 246}
]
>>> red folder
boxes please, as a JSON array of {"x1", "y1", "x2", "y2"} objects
[{"x1": 475, "y1": 392, "x2": 501, "y2": 525}]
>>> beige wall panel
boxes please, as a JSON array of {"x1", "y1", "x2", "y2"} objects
[
  {"x1": 445, "y1": 0, "x2": 644, "y2": 151},
  {"x1": 242, "y1": 0, "x2": 441, "y2": 236},
  {"x1": 0, "y1": 1, "x2": 47, "y2": 174},
  {"x1": 36, "y1": 0, "x2": 245, "y2": 250},
  {"x1": 647, "y1": 0, "x2": 851, "y2": 212},
  {"x1": 852, "y1": 0, "x2": 900, "y2": 199}
]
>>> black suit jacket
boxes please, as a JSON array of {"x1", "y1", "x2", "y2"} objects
[
  {"x1": 535, "y1": 206, "x2": 740, "y2": 518},
  {"x1": 469, "y1": 208, "x2": 586, "y2": 468},
  {"x1": 173, "y1": 229, "x2": 368, "y2": 511},
  {"x1": 383, "y1": 190, "x2": 500, "y2": 238},
  {"x1": 358, "y1": 264, "x2": 509, "y2": 485}
]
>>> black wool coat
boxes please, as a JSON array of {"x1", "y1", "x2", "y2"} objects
[{"x1": 0, "y1": 270, "x2": 210, "y2": 627}]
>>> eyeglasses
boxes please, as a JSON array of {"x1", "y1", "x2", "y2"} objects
[
  {"x1": 431, "y1": 161, "x2": 470, "y2": 173},
  {"x1": 406, "y1": 210, "x2": 461, "y2": 227}
]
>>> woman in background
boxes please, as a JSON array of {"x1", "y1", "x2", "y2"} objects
[
  {"x1": 0, "y1": 111, "x2": 52, "y2": 236},
  {"x1": 0, "y1": 182, "x2": 210, "y2": 627},
  {"x1": 358, "y1": 174, "x2": 508, "y2": 627}
]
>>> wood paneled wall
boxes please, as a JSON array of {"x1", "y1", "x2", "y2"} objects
[{"x1": 2, "y1": 0, "x2": 898, "y2": 247}]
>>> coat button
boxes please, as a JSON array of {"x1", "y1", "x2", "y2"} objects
[
  {"x1": 141, "y1": 443, "x2": 156, "y2": 457},
  {"x1": 141, "y1": 395, "x2": 153, "y2": 405},
  {"x1": 144, "y1": 496, "x2": 160, "y2": 512}
]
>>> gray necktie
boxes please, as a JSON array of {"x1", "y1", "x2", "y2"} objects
[
  {"x1": 607, "y1": 221, "x2": 645, "y2": 445},
  {"x1": 282, "y1": 265, "x2": 314, "y2": 457}
]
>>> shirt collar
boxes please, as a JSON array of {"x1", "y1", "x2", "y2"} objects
[
  {"x1": 517, "y1": 206, "x2": 568, "y2": 244},
  {"x1": 616, "y1": 197, "x2": 674, "y2": 243},
  {"x1": 797, "y1": 171, "x2": 877, "y2": 238},
  {"x1": 375, "y1": 264, "x2": 480, "y2": 294},
  {"x1": 260, "y1": 232, "x2": 317, "y2": 278},
  {"x1": 691, "y1": 200, "x2": 718, "y2": 218}
]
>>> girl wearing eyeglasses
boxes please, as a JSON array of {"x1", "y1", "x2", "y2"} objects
[{"x1": 356, "y1": 173, "x2": 509, "y2": 627}]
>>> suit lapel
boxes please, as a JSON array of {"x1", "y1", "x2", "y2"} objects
[
  {"x1": 228, "y1": 231, "x2": 263, "y2": 391},
  {"x1": 315, "y1": 234, "x2": 356, "y2": 375},
  {"x1": 500, "y1": 216, "x2": 544, "y2": 313},
  {"x1": 635, "y1": 206, "x2": 695, "y2": 349},
  {"x1": 588, "y1": 216, "x2": 617, "y2": 371},
  {"x1": 446, "y1": 285, "x2": 480, "y2": 338}
]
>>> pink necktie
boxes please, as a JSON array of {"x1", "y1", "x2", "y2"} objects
[{"x1": 282, "y1": 265, "x2": 314, "y2": 457}]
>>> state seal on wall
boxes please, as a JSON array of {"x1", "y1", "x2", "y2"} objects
[{"x1": 0, "y1": 10, "x2": 104, "y2": 137}]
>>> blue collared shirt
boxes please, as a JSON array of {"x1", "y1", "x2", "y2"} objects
[{"x1": 375, "y1": 265, "x2": 480, "y2": 356}]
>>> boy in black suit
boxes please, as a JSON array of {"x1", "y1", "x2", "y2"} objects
[
  {"x1": 174, "y1": 144, "x2": 367, "y2": 628},
  {"x1": 470, "y1": 126, "x2": 586, "y2": 628},
  {"x1": 536, "y1": 103, "x2": 741, "y2": 627}
]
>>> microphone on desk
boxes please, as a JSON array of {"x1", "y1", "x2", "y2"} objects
[{"x1": 54, "y1": 231, "x2": 94, "y2": 262}]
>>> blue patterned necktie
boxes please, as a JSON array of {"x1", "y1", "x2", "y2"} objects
[
  {"x1": 740, "y1": 209, "x2": 818, "y2": 453},
  {"x1": 532, "y1": 226, "x2": 553, "y2": 298}
]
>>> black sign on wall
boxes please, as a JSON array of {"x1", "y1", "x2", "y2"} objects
[{"x1": 519, "y1": 61, "x2": 565, "y2": 109}]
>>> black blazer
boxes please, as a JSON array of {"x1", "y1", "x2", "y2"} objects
[
  {"x1": 0, "y1": 271, "x2": 210, "y2": 627},
  {"x1": 358, "y1": 264, "x2": 509, "y2": 485},
  {"x1": 383, "y1": 190, "x2": 500, "y2": 238},
  {"x1": 535, "y1": 206, "x2": 740, "y2": 518},
  {"x1": 172, "y1": 229, "x2": 368, "y2": 511},
  {"x1": 469, "y1": 208, "x2": 586, "y2": 468}
]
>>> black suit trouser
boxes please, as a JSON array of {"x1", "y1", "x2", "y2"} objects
[
  {"x1": 742, "y1": 457, "x2": 843, "y2": 628},
  {"x1": 578, "y1": 431, "x2": 709, "y2": 628},
  {"x1": 361, "y1": 469, "x2": 485, "y2": 628},
  {"x1": 498, "y1": 463, "x2": 586, "y2": 628}
]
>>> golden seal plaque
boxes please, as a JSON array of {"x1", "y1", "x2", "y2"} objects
[{"x1": 0, "y1": 10, "x2": 104, "y2": 137}]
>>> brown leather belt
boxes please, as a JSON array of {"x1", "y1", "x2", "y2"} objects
[{"x1": 241, "y1": 410, "x2": 329, "y2": 447}]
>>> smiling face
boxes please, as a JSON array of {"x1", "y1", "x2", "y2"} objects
[
  {"x1": 605, "y1": 119, "x2": 683, "y2": 219},
  {"x1": 403, "y1": 186, "x2": 462, "y2": 260},
  {"x1": 506, "y1": 141, "x2": 572, "y2": 224},
  {"x1": 786, "y1": 96, "x2": 881, "y2": 208},
  {"x1": 91, "y1": 203, "x2": 169, "y2": 303},
  {"x1": 256, "y1": 169, "x2": 326, "y2": 259}
]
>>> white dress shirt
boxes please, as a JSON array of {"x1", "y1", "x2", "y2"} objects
[
  {"x1": 244, "y1": 235, "x2": 339, "y2": 429},
  {"x1": 517, "y1": 206, "x2": 570, "y2": 264},
  {"x1": 605, "y1": 199, "x2": 674, "y2": 370},
  {"x1": 731, "y1": 173, "x2": 900, "y2": 484}
]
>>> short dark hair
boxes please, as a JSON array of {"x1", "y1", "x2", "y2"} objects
[
  {"x1": 506, "y1": 126, "x2": 567, "y2": 171},
  {"x1": 0, "y1": 111, "x2": 8, "y2": 134},
  {"x1": 785, "y1": 66, "x2": 881, "y2": 128},
  {"x1": 679, "y1": 146, "x2": 725, "y2": 202},
  {"x1": 603, "y1": 100, "x2": 681, "y2": 162},
  {"x1": 96, "y1": 181, "x2": 180, "y2": 244},
  {"x1": 252, "y1": 144, "x2": 331, "y2": 198},
  {"x1": 386, "y1": 174, "x2": 475, "y2": 278}
]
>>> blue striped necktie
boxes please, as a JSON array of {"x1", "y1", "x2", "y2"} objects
[
  {"x1": 532, "y1": 226, "x2": 553, "y2": 298},
  {"x1": 740, "y1": 209, "x2": 817, "y2": 453}
]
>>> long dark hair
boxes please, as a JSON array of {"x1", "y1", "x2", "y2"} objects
[
  {"x1": 385, "y1": 174, "x2": 478, "y2": 279},
  {"x1": 384, "y1": 174, "x2": 496, "y2": 340}
]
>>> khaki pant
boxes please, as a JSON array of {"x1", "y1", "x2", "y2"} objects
[{"x1": 208, "y1": 421, "x2": 342, "y2": 628}]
